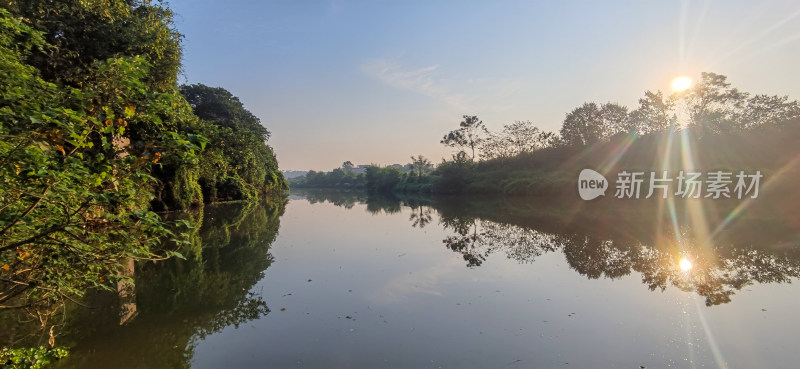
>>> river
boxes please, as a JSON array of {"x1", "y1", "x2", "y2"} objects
[{"x1": 48, "y1": 190, "x2": 800, "y2": 368}]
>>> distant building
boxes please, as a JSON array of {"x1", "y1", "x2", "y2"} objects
[
  {"x1": 390, "y1": 164, "x2": 412, "y2": 172},
  {"x1": 351, "y1": 165, "x2": 370, "y2": 174}
]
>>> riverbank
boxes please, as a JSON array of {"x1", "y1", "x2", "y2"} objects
[{"x1": 296, "y1": 123, "x2": 800, "y2": 200}]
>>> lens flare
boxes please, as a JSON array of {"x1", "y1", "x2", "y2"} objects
[
  {"x1": 671, "y1": 76, "x2": 692, "y2": 92},
  {"x1": 679, "y1": 257, "x2": 693, "y2": 271}
]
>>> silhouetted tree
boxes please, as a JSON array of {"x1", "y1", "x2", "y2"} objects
[
  {"x1": 684, "y1": 72, "x2": 748, "y2": 134},
  {"x1": 480, "y1": 121, "x2": 555, "y2": 160},
  {"x1": 409, "y1": 155, "x2": 433, "y2": 177},
  {"x1": 628, "y1": 90, "x2": 676, "y2": 134},
  {"x1": 560, "y1": 102, "x2": 628, "y2": 146},
  {"x1": 441, "y1": 115, "x2": 488, "y2": 160},
  {"x1": 740, "y1": 94, "x2": 800, "y2": 129}
]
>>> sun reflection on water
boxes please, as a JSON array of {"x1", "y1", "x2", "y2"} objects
[{"x1": 679, "y1": 257, "x2": 693, "y2": 272}]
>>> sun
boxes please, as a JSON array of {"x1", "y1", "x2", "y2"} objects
[
  {"x1": 679, "y1": 257, "x2": 693, "y2": 272},
  {"x1": 671, "y1": 76, "x2": 692, "y2": 92}
]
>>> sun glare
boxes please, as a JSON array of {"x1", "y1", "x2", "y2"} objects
[
  {"x1": 671, "y1": 76, "x2": 692, "y2": 92},
  {"x1": 679, "y1": 257, "x2": 693, "y2": 272}
]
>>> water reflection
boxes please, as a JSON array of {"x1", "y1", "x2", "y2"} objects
[
  {"x1": 53, "y1": 199, "x2": 286, "y2": 368},
  {"x1": 292, "y1": 189, "x2": 367, "y2": 209},
  {"x1": 409, "y1": 205, "x2": 433, "y2": 228},
  {"x1": 313, "y1": 192, "x2": 800, "y2": 306},
  {"x1": 3, "y1": 191, "x2": 795, "y2": 367}
]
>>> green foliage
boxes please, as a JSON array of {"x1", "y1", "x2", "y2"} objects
[
  {"x1": 426, "y1": 123, "x2": 800, "y2": 196},
  {"x1": 685, "y1": 72, "x2": 800, "y2": 135},
  {"x1": 0, "y1": 346, "x2": 68, "y2": 369},
  {"x1": 178, "y1": 84, "x2": 287, "y2": 204},
  {"x1": 352, "y1": 72, "x2": 800, "y2": 197},
  {"x1": 291, "y1": 166, "x2": 366, "y2": 189},
  {"x1": 0, "y1": 8, "x2": 195, "y2": 316},
  {"x1": 441, "y1": 115, "x2": 487, "y2": 160},
  {"x1": 685, "y1": 72, "x2": 749, "y2": 134},
  {"x1": 430, "y1": 154, "x2": 475, "y2": 194},
  {"x1": 365, "y1": 165, "x2": 404, "y2": 193},
  {"x1": 479, "y1": 121, "x2": 555, "y2": 161},
  {"x1": 408, "y1": 155, "x2": 432, "y2": 177},
  {"x1": 0, "y1": 2, "x2": 291, "y2": 363},
  {"x1": 5, "y1": 0, "x2": 182, "y2": 91},
  {"x1": 393, "y1": 174, "x2": 436, "y2": 193},
  {"x1": 628, "y1": 90, "x2": 675, "y2": 134},
  {"x1": 342, "y1": 161, "x2": 354, "y2": 172},
  {"x1": 5, "y1": 199, "x2": 287, "y2": 368},
  {"x1": 559, "y1": 102, "x2": 629, "y2": 146},
  {"x1": 294, "y1": 189, "x2": 368, "y2": 208},
  {"x1": 397, "y1": 72, "x2": 800, "y2": 196}
]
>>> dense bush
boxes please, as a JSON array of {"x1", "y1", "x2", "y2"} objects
[
  {"x1": 291, "y1": 169, "x2": 366, "y2": 189},
  {"x1": 0, "y1": 0, "x2": 287, "y2": 341}
]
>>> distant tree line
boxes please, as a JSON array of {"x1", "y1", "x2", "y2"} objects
[
  {"x1": 291, "y1": 73, "x2": 798, "y2": 198},
  {"x1": 555, "y1": 72, "x2": 799, "y2": 145},
  {"x1": 291, "y1": 162, "x2": 367, "y2": 189},
  {"x1": 291, "y1": 157, "x2": 434, "y2": 192},
  {"x1": 440, "y1": 72, "x2": 799, "y2": 158},
  {"x1": 377, "y1": 72, "x2": 800, "y2": 195}
]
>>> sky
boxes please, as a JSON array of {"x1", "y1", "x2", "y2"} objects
[{"x1": 168, "y1": 0, "x2": 800, "y2": 171}]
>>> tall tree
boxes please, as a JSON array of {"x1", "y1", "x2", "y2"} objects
[
  {"x1": 628, "y1": 90, "x2": 676, "y2": 134},
  {"x1": 409, "y1": 155, "x2": 433, "y2": 177},
  {"x1": 560, "y1": 102, "x2": 628, "y2": 146},
  {"x1": 683, "y1": 72, "x2": 748, "y2": 134},
  {"x1": 441, "y1": 115, "x2": 487, "y2": 160},
  {"x1": 740, "y1": 94, "x2": 800, "y2": 129},
  {"x1": 600, "y1": 102, "x2": 630, "y2": 137},
  {"x1": 480, "y1": 121, "x2": 554, "y2": 160},
  {"x1": 560, "y1": 103, "x2": 602, "y2": 146}
]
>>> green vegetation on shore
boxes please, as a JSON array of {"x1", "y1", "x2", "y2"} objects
[
  {"x1": 294, "y1": 72, "x2": 800, "y2": 197},
  {"x1": 0, "y1": 1, "x2": 286, "y2": 359},
  {"x1": 433, "y1": 73, "x2": 799, "y2": 197}
]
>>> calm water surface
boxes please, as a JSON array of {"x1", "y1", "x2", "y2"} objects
[{"x1": 51, "y1": 190, "x2": 800, "y2": 368}]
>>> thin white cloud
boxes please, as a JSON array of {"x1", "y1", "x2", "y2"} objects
[
  {"x1": 361, "y1": 59, "x2": 470, "y2": 111},
  {"x1": 367, "y1": 257, "x2": 462, "y2": 305}
]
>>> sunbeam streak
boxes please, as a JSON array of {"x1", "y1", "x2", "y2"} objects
[
  {"x1": 692, "y1": 295, "x2": 730, "y2": 369},
  {"x1": 711, "y1": 8, "x2": 800, "y2": 67}
]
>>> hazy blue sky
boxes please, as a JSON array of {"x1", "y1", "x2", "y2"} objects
[{"x1": 169, "y1": 0, "x2": 800, "y2": 170}]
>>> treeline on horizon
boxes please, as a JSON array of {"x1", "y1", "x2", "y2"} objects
[
  {"x1": 293, "y1": 72, "x2": 800, "y2": 198},
  {"x1": 0, "y1": 0, "x2": 286, "y2": 357}
]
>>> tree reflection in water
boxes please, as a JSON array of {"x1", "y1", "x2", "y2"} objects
[
  {"x1": 47, "y1": 198, "x2": 286, "y2": 369},
  {"x1": 295, "y1": 188, "x2": 367, "y2": 209},
  {"x1": 334, "y1": 193, "x2": 800, "y2": 306},
  {"x1": 409, "y1": 205, "x2": 434, "y2": 229}
]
